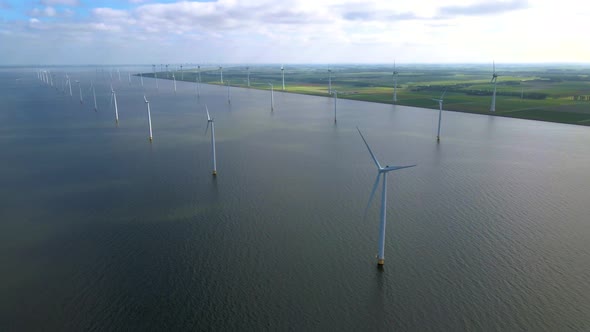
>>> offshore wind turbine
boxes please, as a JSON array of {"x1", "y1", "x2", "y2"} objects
[
  {"x1": 75, "y1": 80, "x2": 83, "y2": 104},
  {"x1": 333, "y1": 90, "x2": 338, "y2": 123},
  {"x1": 358, "y1": 127, "x2": 416, "y2": 267},
  {"x1": 110, "y1": 84, "x2": 119, "y2": 123},
  {"x1": 144, "y1": 95, "x2": 153, "y2": 142},
  {"x1": 490, "y1": 61, "x2": 499, "y2": 112},
  {"x1": 268, "y1": 82, "x2": 274, "y2": 111},
  {"x1": 166, "y1": 64, "x2": 169, "y2": 78},
  {"x1": 92, "y1": 82, "x2": 97, "y2": 111},
  {"x1": 432, "y1": 90, "x2": 447, "y2": 142},
  {"x1": 246, "y1": 66, "x2": 250, "y2": 87},
  {"x1": 197, "y1": 65, "x2": 201, "y2": 83},
  {"x1": 67, "y1": 75, "x2": 72, "y2": 96},
  {"x1": 140, "y1": 72, "x2": 144, "y2": 87},
  {"x1": 328, "y1": 68, "x2": 332, "y2": 94},
  {"x1": 172, "y1": 73, "x2": 177, "y2": 94},
  {"x1": 205, "y1": 106, "x2": 217, "y2": 176},
  {"x1": 281, "y1": 65, "x2": 285, "y2": 90},
  {"x1": 180, "y1": 64, "x2": 183, "y2": 80},
  {"x1": 392, "y1": 61, "x2": 398, "y2": 104},
  {"x1": 219, "y1": 66, "x2": 223, "y2": 84}
]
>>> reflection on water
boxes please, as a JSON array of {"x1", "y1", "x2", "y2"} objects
[{"x1": 1, "y1": 69, "x2": 589, "y2": 330}]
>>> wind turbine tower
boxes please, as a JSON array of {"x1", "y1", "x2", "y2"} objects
[
  {"x1": 144, "y1": 95, "x2": 153, "y2": 142},
  {"x1": 357, "y1": 128, "x2": 416, "y2": 267},
  {"x1": 281, "y1": 65, "x2": 285, "y2": 90},
  {"x1": 392, "y1": 62, "x2": 399, "y2": 104},
  {"x1": 219, "y1": 66, "x2": 223, "y2": 84},
  {"x1": 490, "y1": 61, "x2": 499, "y2": 112},
  {"x1": 432, "y1": 90, "x2": 447, "y2": 142},
  {"x1": 206, "y1": 106, "x2": 217, "y2": 176},
  {"x1": 328, "y1": 68, "x2": 332, "y2": 94}
]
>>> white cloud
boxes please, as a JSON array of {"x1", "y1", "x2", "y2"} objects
[{"x1": 1, "y1": 0, "x2": 589, "y2": 64}]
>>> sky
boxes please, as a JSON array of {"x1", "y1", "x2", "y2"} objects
[{"x1": 0, "y1": 0, "x2": 589, "y2": 65}]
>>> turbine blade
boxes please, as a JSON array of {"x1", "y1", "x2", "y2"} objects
[
  {"x1": 357, "y1": 127, "x2": 381, "y2": 169},
  {"x1": 206, "y1": 105, "x2": 211, "y2": 121},
  {"x1": 440, "y1": 89, "x2": 447, "y2": 99},
  {"x1": 363, "y1": 173, "x2": 382, "y2": 221},
  {"x1": 144, "y1": 95, "x2": 148, "y2": 103},
  {"x1": 382, "y1": 165, "x2": 417, "y2": 172}
]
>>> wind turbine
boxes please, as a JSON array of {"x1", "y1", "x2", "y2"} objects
[
  {"x1": 281, "y1": 65, "x2": 285, "y2": 90},
  {"x1": 180, "y1": 64, "x2": 183, "y2": 80},
  {"x1": 392, "y1": 61, "x2": 398, "y2": 104},
  {"x1": 219, "y1": 66, "x2": 223, "y2": 84},
  {"x1": 67, "y1": 74, "x2": 72, "y2": 96},
  {"x1": 246, "y1": 66, "x2": 250, "y2": 87},
  {"x1": 205, "y1": 106, "x2": 217, "y2": 176},
  {"x1": 144, "y1": 95, "x2": 153, "y2": 142},
  {"x1": 75, "y1": 80, "x2": 83, "y2": 104},
  {"x1": 166, "y1": 64, "x2": 169, "y2": 78},
  {"x1": 328, "y1": 68, "x2": 332, "y2": 94},
  {"x1": 197, "y1": 65, "x2": 201, "y2": 83},
  {"x1": 110, "y1": 84, "x2": 119, "y2": 123},
  {"x1": 357, "y1": 127, "x2": 416, "y2": 267},
  {"x1": 432, "y1": 90, "x2": 447, "y2": 142},
  {"x1": 140, "y1": 72, "x2": 144, "y2": 87},
  {"x1": 333, "y1": 90, "x2": 338, "y2": 123},
  {"x1": 490, "y1": 61, "x2": 499, "y2": 112},
  {"x1": 92, "y1": 82, "x2": 97, "y2": 111},
  {"x1": 195, "y1": 73, "x2": 201, "y2": 98},
  {"x1": 268, "y1": 82, "x2": 274, "y2": 111},
  {"x1": 172, "y1": 73, "x2": 177, "y2": 94},
  {"x1": 153, "y1": 65, "x2": 159, "y2": 90}
]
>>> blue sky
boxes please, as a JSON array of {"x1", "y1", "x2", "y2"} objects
[{"x1": 1, "y1": 0, "x2": 589, "y2": 65}]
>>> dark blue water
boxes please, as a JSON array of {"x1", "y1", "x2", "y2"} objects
[{"x1": 1, "y1": 68, "x2": 589, "y2": 331}]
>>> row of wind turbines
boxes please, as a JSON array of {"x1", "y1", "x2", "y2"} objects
[{"x1": 33, "y1": 63, "x2": 500, "y2": 268}]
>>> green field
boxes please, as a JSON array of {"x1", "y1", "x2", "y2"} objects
[{"x1": 144, "y1": 64, "x2": 590, "y2": 126}]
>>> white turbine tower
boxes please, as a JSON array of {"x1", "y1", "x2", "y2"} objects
[
  {"x1": 180, "y1": 64, "x2": 183, "y2": 80},
  {"x1": 432, "y1": 90, "x2": 447, "y2": 142},
  {"x1": 165, "y1": 64, "x2": 169, "y2": 78},
  {"x1": 92, "y1": 82, "x2": 97, "y2": 111},
  {"x1": 246, "y1": 66, "x2": 250, "y2": 87},
  {"x1": 333, "y1": 90, "x2": 338, "y2": 123},
  {"x1": 144, "y1": 95, "x2": 153, "y2": 142},
  {"x1": 268, "y1": 82, "x2": 274, "y2": 111},
  {"x1": 205, "y1": 106, "x2": 217, "y2": 176},
  {"x1": 75, "y1": 80, "x2": 83, "y2": 104},
  {"x1": 358, "y1": 127, "x2": 416, "y2": 267},
  {"x1": 219, "y1": 66, "x2": 223, "y2": 84},
  {"x1": 172, "y1": 73, "x2": 177, "y2": 94},
  {"x1": 197, "y1": 65, "x2": 201, "y2": 83},
  {"x1": 153, "y1": 64, "x2": 159, "y2": 90},
  {"x1": 328, "y1": 68, "x2": 332, "y2": 94},
  {"x1": 67, "y1": 75, "x2": 73, "y2": 96},
  {"x1": 392, "y1": 61, "x2": 398, "y2": 104},
  {"x1": 490, "y1": 61, "x2": 499, "y2": 112},
  {"x1": 281, "y1": 65, "x2": 285, "y2": 90},
  {"x1": 110, "y1": 85, "x2": 119, "y2": 124}
]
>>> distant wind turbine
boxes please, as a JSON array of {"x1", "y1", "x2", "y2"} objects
[
  {"x1": 333, "y1": 90, "x2": 338, "y2": 123},
  {"x1": 490, "y1": 61, "x2": 499, "y2": 112},
  {"x1": 75, "y1": 80, "x2": 83, "y2": 104},
  {"x1": 268, "y1": 82, "x2": 274, "y2": 111},
  {"x1": 358, "y1": 127, "x2": 416, "y2": 267},
  {"x1": 173, "y1": 73, "x2": 177, "y2": 94},
  {"x1": 195, "y1": 73, "x2": 200, "y2": 98},
  {"x1": 392, "y1": 61, "x2": 398, "y2": 104},
  {"x1": 205, "y1": 106, "x2": 217, "y2": 176},
  {"x1": 144, "y1": 95, "x2": 153, "y2": 142},
  {"x1": 219, "y1": 66, "x2": 223, "y2": 84},
  {"x1": 328, "y1": 68, "x2": 332, "y2": 94},
  {"x1": 281, "y1": 65, "x2": 285, "y2": 90},
  {"x1": 166, "y1": 64, "x2": 169, "y2": 78},
  {"x1": 67, "y1": 75, "x2": 72, "y2": 96},
  {"x1": 432, "y1": 90, "x2": 447, "y2": 142},
  {"x1": 92, "y1": 82, "x2": 97, "y2": 111},
  {"x1": 180, "y1": 64, "x2": 184, "y2": 80},
  {"x1": 197, "y1": 65, "x2": 201, "y2": 83},
  {"x1": 110, "y1": 84, "x2": 119, "y2": 123},
  {"x1": 246, "y1": 66, "x2": 250, "y2": 87},
  {"x1": 140, "y1": 72, "x2": 144, "y2": 87}
]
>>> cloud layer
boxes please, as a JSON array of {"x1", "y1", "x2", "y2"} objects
[{"x1": 0, "y1": 0, "x2": 588, "y2": 64}]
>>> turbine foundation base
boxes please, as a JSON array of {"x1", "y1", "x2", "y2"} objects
[{"x1": 377, "y1": 258, "x2": 385, "y2": 266}]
